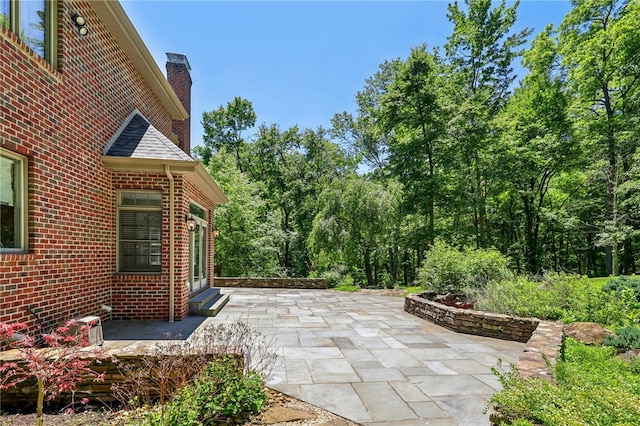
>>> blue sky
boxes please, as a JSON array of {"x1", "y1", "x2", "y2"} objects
[{"x1": 120, "y1": 1, "x2": 573, "y2": 150}]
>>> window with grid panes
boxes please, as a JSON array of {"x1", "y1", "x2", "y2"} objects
[
  {"x1": 1, "y1": 0, "x2": 57, "y2": 67},
  {"x1": 118, "y1": 191, "x2": 162, "y2": 273}
]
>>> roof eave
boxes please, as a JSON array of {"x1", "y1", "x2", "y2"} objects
[
  {"x1": 101, "y1": 156, "x2": 228, "y2": 205},
  {"x1": 193, "y1": 162, "x2": 228, "y2": 205},
  {"x1": 91, "y1": 1, "x2": 189, "y2": 121},
  {"x1": 101, "y1": 156, "x2": 194, "y2": 173}
]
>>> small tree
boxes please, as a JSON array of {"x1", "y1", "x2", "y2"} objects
[
  {"x1": 0, "y1": 321, "x2": 108, "y2": 426},
  {"x1": 418, "y1": 241, "x2": 512, "y2": 293}
]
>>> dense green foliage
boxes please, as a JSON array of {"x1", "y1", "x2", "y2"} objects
[
  {"x1": 135, "y1": 356, "x2": 268, "y2": 425},
  {"x1": 475, "y1": 273, "x2": 639, "y2": 325},
  {"x1": 308, "y1": 176, "x2": 400, "y2": 287},
  {"x1": 491, "y1": 339, "x2": 640, "y2": 425},
  {"x1": 604, "y1": 275, "x2": 640, "y2": 302},
  {"x1": 604, "y1": 326, "x2": 640, "y2": 353},
  {"x1": 417, "y1": 241, "x2": 511, "y2": 293},
  {"x1": 199, "y1": 0, "x2": 640, "y2": 282}
]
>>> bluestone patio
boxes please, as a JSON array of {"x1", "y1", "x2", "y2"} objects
[{"x1": 104, "y1": 288, "x2": 525, "y2": 426}]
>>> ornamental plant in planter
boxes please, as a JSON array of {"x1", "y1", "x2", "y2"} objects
[{"x1": 418, "y1": 291, "x2": 476, "y2": 309}]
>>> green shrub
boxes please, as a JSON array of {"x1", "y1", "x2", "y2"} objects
[
  {"x1": 193, "y1": 356, "x2": 267, "y2": 419},
  {"x1": 417, "y1": 241, "x2": 511, "y2": 293},
  {"x1": 320, "y1": 266, "x2": 346, "y2": 288},
  {"x1": 465, "y1": 247, "x2": 512, "y2": 288},
  {"x1": 604, "y1": 275, "x2": 640, "y2": 302},
  {"x1": 604, "y1": 326, "x2": 640, "y2": 353},
  {"x1": 418, "y1": 241, "x2": 467, "y2": 293},
  {"x1": 582, "y1": 284, "x2": 640, "y2": 326},
  {"x1": 475, "y1": 272, "x2": 639, "y2": 325},
  {"x1": 334, "y1": 275, "x2": 359, "y2": 292},
  {"x1": 139, "y1": 356, "x2": 268, "y2": 425},
  {"x1": 490, "y1": 339, "x2": 640, "y2": 425},
  {"x1": 116, "y1": 321, "x2": 276, "y2": 426}
]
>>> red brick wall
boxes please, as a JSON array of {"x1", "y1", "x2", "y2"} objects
[
  {"x1": 0, "y1": 0, "x2": 182, "y2": 334},
  {"x1": 111, "y1": 173, "x2": 170, "y2": 321},
  {"x1": 167, "y1": 60, "x2": 192, "y2": 154}
]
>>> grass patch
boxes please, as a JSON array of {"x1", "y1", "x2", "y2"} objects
[
  {"x1": 403, "y1": 285, "x2": 423, "y2": 295},
  {"x1": 589, "y1": 276, "x2": 615, "y2": 287},
  {"x1": 334, "y1": 284, "x2": 360, "y2": 292},
  {"x1": 491, "y1": 338, "x2": 640, "y2": 425}
]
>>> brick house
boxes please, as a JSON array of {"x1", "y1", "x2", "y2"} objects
[{"x1": 1, "y1": 0, "x2": 227, "y2": 337}]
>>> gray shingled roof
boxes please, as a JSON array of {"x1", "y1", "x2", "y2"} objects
[{"x1": 104, "y1": 113, "x2": 192, "y2": 161}]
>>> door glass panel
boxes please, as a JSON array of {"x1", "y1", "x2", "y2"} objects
[
  {"x1": 188, "y1": 209, "x2": 208, "y2": 292},
  {"x1": 202, "y1": 229, "x2": 208, "y2": 279},
  {"x1": 194, "y1": 223, "x2": 201, "y2": 281}
]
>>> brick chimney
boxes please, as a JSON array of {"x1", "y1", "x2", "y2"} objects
[{"x1": 166, "y1": 52, "x2": 192, "y2": 155}]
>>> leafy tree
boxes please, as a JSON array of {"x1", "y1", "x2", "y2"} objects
[
  {"x1": 0, "y1": 321, "x2": 107, "y2": 426},
  {"x1": 207, "y1": 149, "x2": 284, "y2": 276},
  {"x1": 444, "y1": 0, "x2": 531, "y2": 247},
  {"x1": 331, "y1": 59, "x2": 402, "y2": 172},
  {"x1": 308, "y1": 176, "x2": 400, "y2": 287},
  {"x1": 246, "y1": 124, "x2": 304, "y2": 275},
  {"x1": 292, "y1": 128, "x2": 355, "y2": 275},
  {"x1": 197, "y1": 97, "x2": 256, "y2": 169},
  {"x1": 494, "y1": 26, "x2": 575, "y2": 273},
  {"x1": 381, "y1": 45, "x2": 444, "y2": 247},
  {"x1": 559, "y1": 0, "x2": 640, "y2": 274}
]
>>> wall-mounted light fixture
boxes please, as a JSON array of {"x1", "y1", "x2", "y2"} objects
[
  {"x1": 185, "y1": 214, "x2": 197, "y2": 232},
  {"x1": 71, "y1": 14, "x2": 88, "y2": 36},
  {"x1": 213, "y1": 230, "x2": 220, "y2": 238}
]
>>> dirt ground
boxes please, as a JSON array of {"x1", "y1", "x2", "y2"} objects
[{"x1": 0, "y1": 388, "x2": 358, "y2": 425}]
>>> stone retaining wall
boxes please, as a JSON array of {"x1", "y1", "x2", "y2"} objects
[
  {"x1": 0, "y1": 348, "x2": 232, "y2": 409},
  {"x1": 404, "y1": 293, "x2": 566, "y2": 426},
  {"x1": 0, "y1": 353, "x2": 147, "y2": 408},
  {"x1": 404, "y1": 293, "x2": 565, "y2": 382},
  {"x1": 515, "y1": 320, "x2": 564, "y2": 381},
  {"x1": 404, "y1": 294, "x2": 539, "y2": 342},
  {"x1": 214, "y1": 277, "x2": 327, "y2": 289}
]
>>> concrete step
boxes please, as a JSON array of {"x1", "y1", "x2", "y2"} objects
[
  {"x1": 189, "y1": 288, "x2": 229, "y2": 317},
  {"x1": 198, "y1": 293, "x2": 230, "y2": 317}
]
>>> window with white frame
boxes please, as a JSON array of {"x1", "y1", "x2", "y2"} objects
[
  {"x1": 118, "y1": 191, "x2": 162, "y2": 273},
  {"x1": 1, "y1": 0, "x2": 57, "y2": 67},
  {"x1": 0, "y1": 149, "x2": 28, "y2": 252}
]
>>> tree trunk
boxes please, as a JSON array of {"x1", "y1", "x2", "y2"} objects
[
  {"x1": 403, "y1": 250, "x2": 409, "y2": 286},
  {"x1": 36, "y1": 378, "x2": 44, "y2": 426},
  {"x1": 522, "y1": 192, "x2": 540, "y2": 273},
  {"x1": 389, "y1": 247, "x2": 397, "y2": 283},
  {"x1": 364, "y1": 249, "x2": 374, "y2": 287},
  {"x1": 586, "y1": 233, "x2": 596, "y2": 276},
  {"x1": 603, "y1": 83, "x2": 617, "y2": 276},
  {"x1": 282, "y1": 208, "x2": 292, "y2": 273},
  {"x1": 622, "y1": 238, "x2": 636, "y2": 275}
]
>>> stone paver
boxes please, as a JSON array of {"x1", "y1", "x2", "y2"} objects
[{"x1": 209, "y1": 288, "x2": 525, "y2": 425}]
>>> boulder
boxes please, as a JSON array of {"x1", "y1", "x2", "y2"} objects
[{"x1": 564, "y1": 322, "x2": 613, "y2": 346}]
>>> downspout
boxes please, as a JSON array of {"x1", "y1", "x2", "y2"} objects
[{"x1": 165, "y1": 164, "x2": 175, "y2": 322}]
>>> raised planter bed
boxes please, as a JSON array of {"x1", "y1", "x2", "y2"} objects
[
  {"x1": 404, "y1": 292, "x2": 564, "y2": 382},
  {"x1": 405, "y1": 293, "x2": 539, "y2": 342}
]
